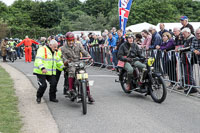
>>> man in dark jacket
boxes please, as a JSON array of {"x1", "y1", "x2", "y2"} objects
[
  {"x1": 158, "y1": 23, "x2": 169, "y2": 37},
  {"x1": 148, "y1": 27, "x2": 162, "y2": 49},
  {"x1": 180, "y1": 16, "x2": 194, "y2": 35},
  {"x1": 180, "y1": 28, "x2": 197, "y2": 94},
  {"x1": 118, "y1": 32, "x2": 146, "y2": 91}
]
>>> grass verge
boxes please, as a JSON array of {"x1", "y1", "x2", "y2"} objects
[{"x1": 0, "y1": 66, "x2": 22, "y2": 133}]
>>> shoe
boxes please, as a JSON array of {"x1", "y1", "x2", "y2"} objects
[
  {"x1": 88, "y1": 95, "x2": 95, "y2": 103},
  {"x1": 168, "y1": 83, "x2": 174, "y2": 88},
  {"x1": 184, "y1": 87, "x2": 198, "y2": 94},
  {"x1": 126, "y1": 83, "x2": 131, "y2": 91},
  {"x1": 69, "y1": 90, "x2": 77, "y2": 101},
  {"x1": 36, "y1": 97, "x2": 41, "y2": 104},
  {"x1": 50, "y1": 98, "x2": 59, "y2": 102},
  {"x1": 19, "y1": 57, "x2": 22, "y2": 59},
  {"x1": 177, "y1": 86, "x2": 184, "y2": 90},
  {"x1": 111, "y1": 68, "x2": 115, "y2": 71}
]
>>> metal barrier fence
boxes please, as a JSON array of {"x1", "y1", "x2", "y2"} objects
[
  {"x1": 87, "y1": 45, "x2": 113, "y2": 68},
  {"x1": 142, "y1": 49, "x2": 200, "y2": 96},
  {"x1": 86, "y1": 45, "x2": 200, "y2": 96}
]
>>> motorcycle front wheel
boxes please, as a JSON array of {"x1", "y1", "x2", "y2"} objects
[
  {"x1": 149, "y1": 75, "x2": 167, "y2": 103},
  {"x1": 120, "y1": 71, "x2": 131, "y2": 94},
  {"x1": 11, "y1": 52, "x2": 15, "y2": 62},
  {"x1": 81, "y1": 81, "x2": 87, "y2": 115}
]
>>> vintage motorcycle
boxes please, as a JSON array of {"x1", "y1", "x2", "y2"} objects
[
  {"x1": 6, "y1": 45, "x2": 17, "y2": 62},
  {"x1": 65, "y1": 57, "x2": 93, "y2": 115},
  {"x1": 116, "y1": 57, "x2": 167, "y2": 103}
]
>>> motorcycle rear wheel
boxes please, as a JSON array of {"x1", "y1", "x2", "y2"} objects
[{"x1": 149, "y1": 75, "x2": 167, "y2": 103}]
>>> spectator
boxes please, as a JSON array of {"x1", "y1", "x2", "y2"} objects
[
  {"x1": 90, "y1": 34, "x2": 98, "y2": 46},
  {"x1": 158, "y1": 23, "x2": 169, "y2": 37},
  {"x1": 116, "y1": 29, "x2": 124, "y2": 51},
  {"x1": 180, "y1": 16, "x2": 194, "y2": 35},
  {"x1": 111, "y1": 27, "x2": 119, "y2": 40},
  {"x1": 135, "y1": 33, "x2": 142, "y2": 49},
  {"x1": 141, "y1": 29, "x2": 152, "y2": 50},
  {"x1": 148, "y1": 26, "x2": 162, "y2": 49},
  {"x1": 191, "y1": 28, "x2": 200, "y2": 56},
  {"x1": 108, "y1": 33, "x2": 117, "y2": 71},
  {"x1": 156, "y1": 32, "x2": 176, "y2": 86},
  {"x1": 191, "y1": 28, "x2": 200, "y2": 67},
  {"x1": 180, "y1": 28, "x2": 197, "y2": 94},
  {"x1": 1, "y1": 38, "x2": 8, "y2": 62},
  {"x1": 173, "y1": 27, "x2": 184, "y2": 51},
  {"x1": 98, "y1": 35, "x2": 105, "y2": 46},
  {"x1": 81, "y1": 35, "x2": 88, "y2": 50},
  {"x1": 156, "y1": 32, "x2": 175, "y2": 51}
]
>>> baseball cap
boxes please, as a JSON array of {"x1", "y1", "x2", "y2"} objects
[{"x1": 180, "y1": 16, "x2": 188, "y2": 21}]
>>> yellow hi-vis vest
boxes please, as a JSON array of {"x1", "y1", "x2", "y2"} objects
[
  {"x1": 56, "y1": 48, "x2": 64, "y2": 72},
  {"x1": 33, "y1": 46, "x2": 64, "y2": 75}
]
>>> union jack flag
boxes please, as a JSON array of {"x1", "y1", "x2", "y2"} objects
[{"x1": 119, "y1": 0, "x2": 133, "y2": 35}]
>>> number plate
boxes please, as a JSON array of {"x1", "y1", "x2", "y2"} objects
[{"x1": 77, "y1": 73, "x2": 88, "y2": 80}]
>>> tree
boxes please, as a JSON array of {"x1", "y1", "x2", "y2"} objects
[{"x1": 0, "y1": 19, "x2": 8, "y2": 40}]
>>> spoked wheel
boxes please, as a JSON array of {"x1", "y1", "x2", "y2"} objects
[
  {"x1": 81, "y1": 81, "x2": 87, "y2": 115},
  {"x1": 120, "y1": 71, "x2": 131, "y2": 94},
  {"x1": 149, "y1": 75, "x2": 167, "y2": 103}
]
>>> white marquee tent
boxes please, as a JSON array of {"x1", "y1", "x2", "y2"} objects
[
  {"x1": 156, "y1": 22, "x2": 200, "y2": 31},
  {"x1": 126, "y1": 22, "x2": 156, "y2": 33}
]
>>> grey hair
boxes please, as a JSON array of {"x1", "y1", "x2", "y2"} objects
[
  {"x1": 173, "y1": 27, "x2": 181, "y2": 31},
  {"x1": 181, "y1": 27, "x2": 191, "y2": 33},
  {"x1": 25, "y1": 36, "x2": 28, "y2": 38},
  {"x1": 195, "y1": 28, "x2": 200, "y2": 33},
  {"x1": 49, "y1": 40, "x2": 58, "y2": 46}
]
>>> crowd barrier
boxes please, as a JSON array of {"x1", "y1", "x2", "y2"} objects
[
  {"x1": 141, "y1": 49, "x2": 200, "y2": 96},
  {"x1": 86, "y1": 45, "x2": 200, "y2": 96}
]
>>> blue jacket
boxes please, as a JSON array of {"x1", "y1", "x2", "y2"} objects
[
  {"x1": 108, "y1": 37, "x2": 116, "y2": 47},
  {"x1": 112, "y1": 32, "x2": 119, "y2": 41},
  {"x1": 150, "y1": 32, "x2": 162, "y2": 49},
  {"x1": 108, "y1": 37, "x2": 117, "y2": 52}
]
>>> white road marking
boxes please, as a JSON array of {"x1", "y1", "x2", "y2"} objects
[{"x1": 26, "y1": 74, "x2": 118, "y2": 78}]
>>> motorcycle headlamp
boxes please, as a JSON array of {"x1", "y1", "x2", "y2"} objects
[
  {"x1": 147, "y1": 58, "x2": 155, "y2": 67},
  {"x1": 79, "y1": 62, "x2": 85, "y2": 68}
]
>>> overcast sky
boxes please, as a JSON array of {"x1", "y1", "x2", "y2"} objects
[{"x1": 0, "y1": 0, "x2": 86, "y2": 6}]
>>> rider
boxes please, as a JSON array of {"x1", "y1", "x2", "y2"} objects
[
  {"x1": 61, "y1": 32, "x2": 95, "y2": 103},
  {"x1": 117, "y1": 32, "x2": 146, "y2": 91}
]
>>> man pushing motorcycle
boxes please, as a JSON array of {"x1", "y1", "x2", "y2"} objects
[
  {"x1": 61, "y1": 32, "x2": 95, "y2": 103},
  {"x1": 117, "y1": 32, "x2": 146, "y2": 91}
]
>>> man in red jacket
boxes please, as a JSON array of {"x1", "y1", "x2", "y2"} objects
[{"x1": 16, "y1": 36, "x2": 39, "y2": 62}]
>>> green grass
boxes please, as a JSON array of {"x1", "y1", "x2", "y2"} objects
[{"x1": 0, "y1": 66, "x2": 22, "y2": 133}]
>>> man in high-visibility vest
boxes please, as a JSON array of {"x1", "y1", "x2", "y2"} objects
[
  {"x1": 33, "y1": 40, "x2": 64, "y2": 103},
  {"x1": 16, "y1": 36, "x2": 39, "y2": 62}
]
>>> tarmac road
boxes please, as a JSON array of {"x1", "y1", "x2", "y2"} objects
[{"x1": 8, "y1": 59, "x2": 200, "y2": 133}]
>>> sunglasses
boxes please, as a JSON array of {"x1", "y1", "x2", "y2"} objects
[{"x1": 67, "y1": 40, "x2": 74, "y2": 43}]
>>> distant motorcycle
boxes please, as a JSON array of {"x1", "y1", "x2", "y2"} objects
[
  {"x1": 65, "y1": 57, "x2": 93, "y2": 115},
  {"x1": 116, "y1": 57, "x2": 167, "y2": 103},
  {"x1": 7, "y1": 46, "x2": 17, "y2": 62}
]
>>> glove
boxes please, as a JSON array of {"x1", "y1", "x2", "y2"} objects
[
  {"x1": 64, "y1": 60, "x2": 70, "y2": 66},
  {"x1": 126, "y1": 58, "x2": 132, "y2": 62}
]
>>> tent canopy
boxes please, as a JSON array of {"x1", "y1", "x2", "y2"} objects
[
  {"x1": 126, "y1": 22, "x2": 156, "y2": 33},
  {"x1": 156, "y1": 22, "x2": 200, "y2": 31}
]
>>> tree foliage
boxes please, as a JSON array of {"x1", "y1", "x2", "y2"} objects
[{"x1": 0, "y1": 0, "x2": 200, "y2": 38}]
